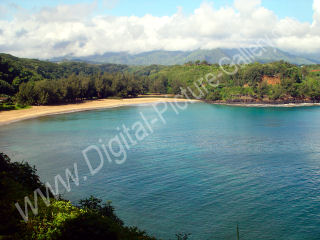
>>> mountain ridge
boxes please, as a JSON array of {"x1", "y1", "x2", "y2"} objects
[{"x1": 50, "y1": 48, "x2": 319, "y2": 66}]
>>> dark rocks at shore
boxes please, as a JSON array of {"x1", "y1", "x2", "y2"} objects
[{"x1": 204, "y1": 99, "x2": 320, "y2": 105}]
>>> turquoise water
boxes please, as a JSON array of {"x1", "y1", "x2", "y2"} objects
[{"x1": 1, "y1": 102, "x2": 320, "y2": 240}]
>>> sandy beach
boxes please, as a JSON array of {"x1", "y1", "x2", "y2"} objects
[{"x1": 0, "y1": 97, "x2": 196, "y2": 126}]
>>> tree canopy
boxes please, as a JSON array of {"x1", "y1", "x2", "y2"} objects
[{"x1": 1, "y1": 53, "x2": 320, "y2": 106}]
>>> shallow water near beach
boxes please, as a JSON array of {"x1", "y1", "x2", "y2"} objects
[{"x1": 1, "y1": 102, "x2": 320, "y2": 240}]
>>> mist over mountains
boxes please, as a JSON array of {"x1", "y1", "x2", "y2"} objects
[{"x1": 51, "y1": 48, "x2": 320, "y2": 66}]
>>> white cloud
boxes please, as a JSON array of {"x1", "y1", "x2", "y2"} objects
[
  {"x1": 313, "y1": 0, "x2": 320, "y2": 26},
  {"x1": 0, "y1": 0, "x2": 319, "y2": 58},
  {"x1": 234, "y1": 0, "x2": 261, "y2": 14},
  {"x1": 34, "y1": 3, "x2": 96, "y2": 23},
  {"x1": 103, "y1": 0, "x2": 119, "y2": 10}
]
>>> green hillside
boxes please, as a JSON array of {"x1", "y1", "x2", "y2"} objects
[{"x1": 1, "y1": 53, "x2": 320, "y2": 108}]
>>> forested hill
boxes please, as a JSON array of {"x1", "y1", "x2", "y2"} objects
[
  {"x1": 0, "y1": 53, "x2": 128, "y2": 84},
  {"x1": 1, "y1": 53, "x2": 320, "y2": 108},
  {"x1": 0, "y1": 53, "x2": 139, "y2": 106}
]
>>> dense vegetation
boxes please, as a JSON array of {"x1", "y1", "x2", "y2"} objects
[
  {"x1": 0, "y1": 53, "x2": 145, "y2": 107},
  {"x1": 0, "y1": 152, "x2": 158, "y2": 240},
  {"x1": 203, "y1": 62, "x2": 320, "y2": 102},
  {"x1": 143, "y1": 61, "x2": 320, "y2": 103},
  {"x1": 1, "y1": 53, "x2": 320, "y2": 108}
]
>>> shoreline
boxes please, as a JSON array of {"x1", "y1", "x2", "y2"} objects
[
  {"x1": 209, "y1": 102, "x2": 320, "y2": 108},
  {"x1": 205, "y1": 100, "x2": 320, "y2": 108},
  {"x1": 1, "y1": 98, "x2": 320, "y2": 126},
  {"x1": 0, "y1": 98, "x2": 197, "y2": 126}
]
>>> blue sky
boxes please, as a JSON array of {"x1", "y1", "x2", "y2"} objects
[{"x1": 2, "y1": 0, "x2": 315, "y2": 22}]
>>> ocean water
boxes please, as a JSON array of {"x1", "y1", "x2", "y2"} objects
[{"x1": 1, "y1": 102, "x2": 320, "y2": 240}]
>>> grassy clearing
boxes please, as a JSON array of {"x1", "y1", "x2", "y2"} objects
[{"x1": 0, "y1": 103, "x2": 30, "y2": 111}]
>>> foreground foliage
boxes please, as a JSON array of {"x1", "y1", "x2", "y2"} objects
[{"x1": 0, "y1": 153, "x2": 156, "y2": 240}]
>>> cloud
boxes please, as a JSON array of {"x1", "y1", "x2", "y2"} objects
[
  {"x1": 34, "y1": 3, "x2": 96, "y2": 23},
  {"x1": 103, "y1": 0, "x2": 119, "y2": 10},
  {"x1": 53, "y1": 40, "x2": 72, "y2": 50},
  {"x1": 0, "y1": 0, "x2": 319, "y2": 58},
  {"x1": 234, "y1": 0, "x2": 261, "y2": 13},
  {"x1": 15, "y1": 28, "x2": 28, "y2": 38},
  {"x1": 0, "y1": 5, "x2": 7, "y2": 19},
  {"x1": 313, "y1": 0, "x2": 320, "y2": 26}
]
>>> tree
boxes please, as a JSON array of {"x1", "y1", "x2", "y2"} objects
[
  {"x1": 256, "y1": 81, "x2": 270, "y2": 99},
  {"x1": 201, "y1": 60, "x2": 209, "y2": 65},
  {"x1": 16, "y1": 82, "x2": 36, "y2": 105},
  {"x1": 78, "y1": 196, "x2": 123, "y2": 226},
  {"x1": 150, "y1": 74, "x2": 168, "y2": 93},
  {"x1": 0, "y1": 79, "x2": 14, "y2": 95},
  {"x1": 1, "y1": 153, "x2": 157, "y2": 240}
]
